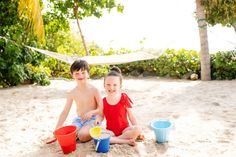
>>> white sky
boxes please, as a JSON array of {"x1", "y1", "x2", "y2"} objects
[{"x1": 71, "y1": 0, "x2": 236, "y2": 52}]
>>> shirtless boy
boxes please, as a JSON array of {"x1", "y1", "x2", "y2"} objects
[{"x1": 55, "y1": 60, "x2": 102, "y2": 142}]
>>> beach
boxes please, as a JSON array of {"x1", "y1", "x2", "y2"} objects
[{"x1": 0, "y1": 78, "x2": 236, "y2": 157}]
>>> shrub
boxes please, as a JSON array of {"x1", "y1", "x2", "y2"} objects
[
  {"x1": 211, "y1": 50, "x2": 236, "y2": 80},
  {"x1": 0, "y1": 37, "x2": 50, "y2": 88}
]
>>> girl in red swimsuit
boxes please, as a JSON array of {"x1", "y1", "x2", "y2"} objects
[{"x1": 98, "y1": 66, "x2": 143, "y2": 146}]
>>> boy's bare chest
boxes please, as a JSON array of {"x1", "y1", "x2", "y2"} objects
[{"x1": 73, "y1": 91, "x2": 95, "y2": 105}]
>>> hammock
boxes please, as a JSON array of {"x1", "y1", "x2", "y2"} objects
[{"x1": 27, "y1": 46, "x2": 163, "y2": 65}]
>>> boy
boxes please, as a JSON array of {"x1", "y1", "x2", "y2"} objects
[{"x1": 55, "y1": 60, "x2": 102, "y2": 142}]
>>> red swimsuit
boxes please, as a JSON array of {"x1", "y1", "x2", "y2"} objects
[{"x1": 103, "y1": 93, "x2": 133, "y2": 136}]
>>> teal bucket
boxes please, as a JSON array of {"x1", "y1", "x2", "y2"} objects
[
  {"x1": 150, "y1": 120, "x2": 173, "y2": 143},
  {"x1": 93, "y1": 132, "x2": 111, "y2": 153}
]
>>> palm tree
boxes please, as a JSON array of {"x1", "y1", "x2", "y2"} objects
[
  {"x1": 18, "y1": 0, "x2": 45, "y2": 44},
  {"x1": 196, "y1": 0, "x2": 211, "y2": 80}
]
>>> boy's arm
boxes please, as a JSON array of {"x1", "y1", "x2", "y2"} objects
[
  {"x1": 127, "y1": 108, "x2": 138, "y2": 125},
  {"x1": 55, "y1": 94, "x2": 73, "y2": 130},
  {"x1": 94, "y1": 87, "x2": 103, "y2": 115}
]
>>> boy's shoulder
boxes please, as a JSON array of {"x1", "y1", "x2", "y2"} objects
[
  {"x1": 67, "y1": 87, "x2": 77, "y2": 96},
  {"x1": 69, "y1": 83, "x2": 99, "y2": 93}
]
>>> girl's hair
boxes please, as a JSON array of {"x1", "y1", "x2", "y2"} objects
[
  {"x1": 105, "y1": 66, "x2": 123, "y2": 85},
  {"x1": 70, "y1": 60, "x2": 89, "y2": 74}
]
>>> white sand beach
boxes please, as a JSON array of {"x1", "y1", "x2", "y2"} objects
[{"x1": 0, "y1": 78, "x2": 236, "y2": 157}]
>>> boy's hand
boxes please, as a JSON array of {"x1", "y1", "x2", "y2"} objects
[{"x1": 81, "y1": 111, "x2": 93, "y2": 121}]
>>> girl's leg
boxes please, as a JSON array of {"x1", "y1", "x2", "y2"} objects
[
  {"x1": 118, "y1": 125, "x2": 141, "y2": 140},
  {"x1": 110, "y1": 136, "x2": 136, "y2": 146},
  {"x1": 105, "y1": 130, "x2": 136, "y2": 146}
]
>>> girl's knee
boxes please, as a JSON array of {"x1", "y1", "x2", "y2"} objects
[{"x1": 133, "y1": 125, "x2": 142, "y2": 135}]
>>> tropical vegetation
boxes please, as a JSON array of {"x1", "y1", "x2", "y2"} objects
[{"x1": 0, "y1": 0, "x2": 235, "y2": 88}]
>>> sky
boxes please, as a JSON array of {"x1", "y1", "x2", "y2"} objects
[{"x1": 71, "y1": 0, "x2": 236, "y2": 53}]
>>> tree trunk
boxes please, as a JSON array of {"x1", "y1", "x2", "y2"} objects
[
  {"x1": 196, "y1": 0, "x2": 211, "y2": 81},
  {"x1": 73, "y1": 2, "x2": 89, "y2": 56},
  {"x1": 232, "y1": 23, "x2": 236, "y2": 33}
]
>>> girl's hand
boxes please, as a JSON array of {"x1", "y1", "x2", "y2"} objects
[{"x1": 94, "y1": 116, "x2": 102, "y2": 126}]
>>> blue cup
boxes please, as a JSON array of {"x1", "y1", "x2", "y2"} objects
[
  {"x1": 150, "y1": 119, "x2": 173, "y2": 143},
  {"x1": 93, "y1": 132, "x2": 110, "y2": 153}
]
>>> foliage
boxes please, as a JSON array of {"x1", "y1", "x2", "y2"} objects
[
  {"x1": 202, "y1": 0, "x2": 236, "y2": 30},
  {"x1": 18, "y1": 0, "x2": 45, "y2": 44},
  {"x1": 211, "y1": 50, "x2": 236, "y2": 80},
  {"x1": 0, "y1": 0, "x2": 37, "y2": 46},
  {"x1": 17, "y1": 0, "x2": 124, "y2": 44},
  {"x1": 118, "y1": 49, "x2": 201, "y2": 78},
  {"x1": 0, "y1": 37, "x2": 50, "y2": 88},
  {"x1": 48, "y1": 0, "x2": 124, "y2": 19}
]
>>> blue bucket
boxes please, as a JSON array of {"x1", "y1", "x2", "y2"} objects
[
  {"x1": 150, "y1": 120, "x2": 173, "y2": 143},
  {"x1": 93, "y1": 132, "x2": 110, "y2": 153}
]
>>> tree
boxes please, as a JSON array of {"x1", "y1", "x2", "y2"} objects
[
  {"x1": 196, "y1": 0, "x2": 211, "y2": 80},
  {"x1": 18, "y1": 0, "x2": 124, "y2": 54},
  {"x1": 202, "y1": 0, "x2": 236, "y2": 32}
]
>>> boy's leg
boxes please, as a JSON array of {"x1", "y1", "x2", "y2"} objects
[
  {"x1": 77, "y1": 124, "x2": 92, "y2": 142},
  {"x1": 77, "y1": 116, "x2": 96, "y2": 142},
  {"x1": 72, "y1": 117, "x2": 83, "y2": 135}
]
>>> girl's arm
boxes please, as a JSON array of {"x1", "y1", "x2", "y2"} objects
[
  {"x1": 127, "y1": 108, "x2": 138, "y2": 125},
  {"x1": 55, "y1": 94, "x2": 73, "y2": 130}
]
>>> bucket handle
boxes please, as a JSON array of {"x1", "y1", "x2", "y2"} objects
[{"x1": 95, "y1": 139, "x2": 101, "y2": 151}]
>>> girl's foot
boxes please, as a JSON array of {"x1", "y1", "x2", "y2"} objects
[
  {"x1": 127, "y1": 139, "x2": 136, "y2": 146},
  {"x1": 136, "y1": 134, "x2": 145, "y2": 142}
]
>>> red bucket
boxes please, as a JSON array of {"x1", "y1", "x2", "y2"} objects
[{"x1": 54, "y1": 125, "x2": 77, "y2": 154}]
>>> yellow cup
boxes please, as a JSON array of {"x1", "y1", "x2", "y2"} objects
[{"x1": 89, "y1": 126, "x2": 102, "y2": 138}]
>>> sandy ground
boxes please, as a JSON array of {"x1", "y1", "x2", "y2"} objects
[{"x1": 0, "y1": 77, "x2": 236, "y2": 157}]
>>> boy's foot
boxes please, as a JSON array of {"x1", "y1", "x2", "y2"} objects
[{"x1": 136, "y1": 134, "x2": 145, "y2": 142}]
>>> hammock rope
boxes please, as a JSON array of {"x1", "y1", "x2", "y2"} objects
[{"x1": 27, "y1": 46, "x2": 163, "y2": 65}]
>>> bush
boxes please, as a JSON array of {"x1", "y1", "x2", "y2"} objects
[
  {"x1": 211, "y1": 50, "x2": 236, "y2": 80},
  {"x1": 117, "y1": 49, "x2": 200, "y2": 78},
  {"x1": 0, "y1": 37, "x2": 50, "y2": 88}
]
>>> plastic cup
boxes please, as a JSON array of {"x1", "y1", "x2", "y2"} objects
[
  {"x1": 54, "y1": 125, "x2": 77, "y2": 154},
  {"x1": 89, "y1": 126, "x2": 102, "y2": 138}
]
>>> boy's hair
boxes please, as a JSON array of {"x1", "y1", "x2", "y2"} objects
[
  {"x1": 70, "y1": 60, "x2": 89, "y2": 74},
  {"x1": 105, "y1": 66, "x2": 123, "y2": 85}
]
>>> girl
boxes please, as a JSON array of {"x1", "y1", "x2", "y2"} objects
[{"x1": 98, "y1": 67, "x2": 143, "y2": 146}]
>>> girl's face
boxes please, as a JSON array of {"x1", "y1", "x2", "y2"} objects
[
  {"x1": 72, "y1": 69, "x2": 89, "y2": 81},
  {"x1": 104, "y1": 76, "x2": 121, "y2": 95}
]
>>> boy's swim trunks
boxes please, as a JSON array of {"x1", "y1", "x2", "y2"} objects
[{"x1": 72, "y1": 115, "x2": 96, "y2": 129}]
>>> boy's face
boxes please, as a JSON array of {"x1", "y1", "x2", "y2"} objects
[
  {"x1": 104, "y1": 76, "x2": 121, "y2": 96},
  {"x1": 72, "y1": 69, "x2": 89, "y2": 81}
]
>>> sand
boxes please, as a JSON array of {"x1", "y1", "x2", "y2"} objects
[{"x1": 0, "y1": 78, "x2": 236, "y2": 157}]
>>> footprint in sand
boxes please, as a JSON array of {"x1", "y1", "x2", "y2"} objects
[
  {"x1": 172, "y1": 114, "x2": 180, "y2": 119},
  {"x1": 212, "y1": 102, "x2": 220, "y2": 106}
]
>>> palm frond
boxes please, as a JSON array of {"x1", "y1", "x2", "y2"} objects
[{"x1": 18, "y1": 0, "x2": 45, "y2": 44}]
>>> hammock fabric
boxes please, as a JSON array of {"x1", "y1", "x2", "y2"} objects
[{"x1": 27, "y1": 46, "x2": 162, "y2": 65}]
